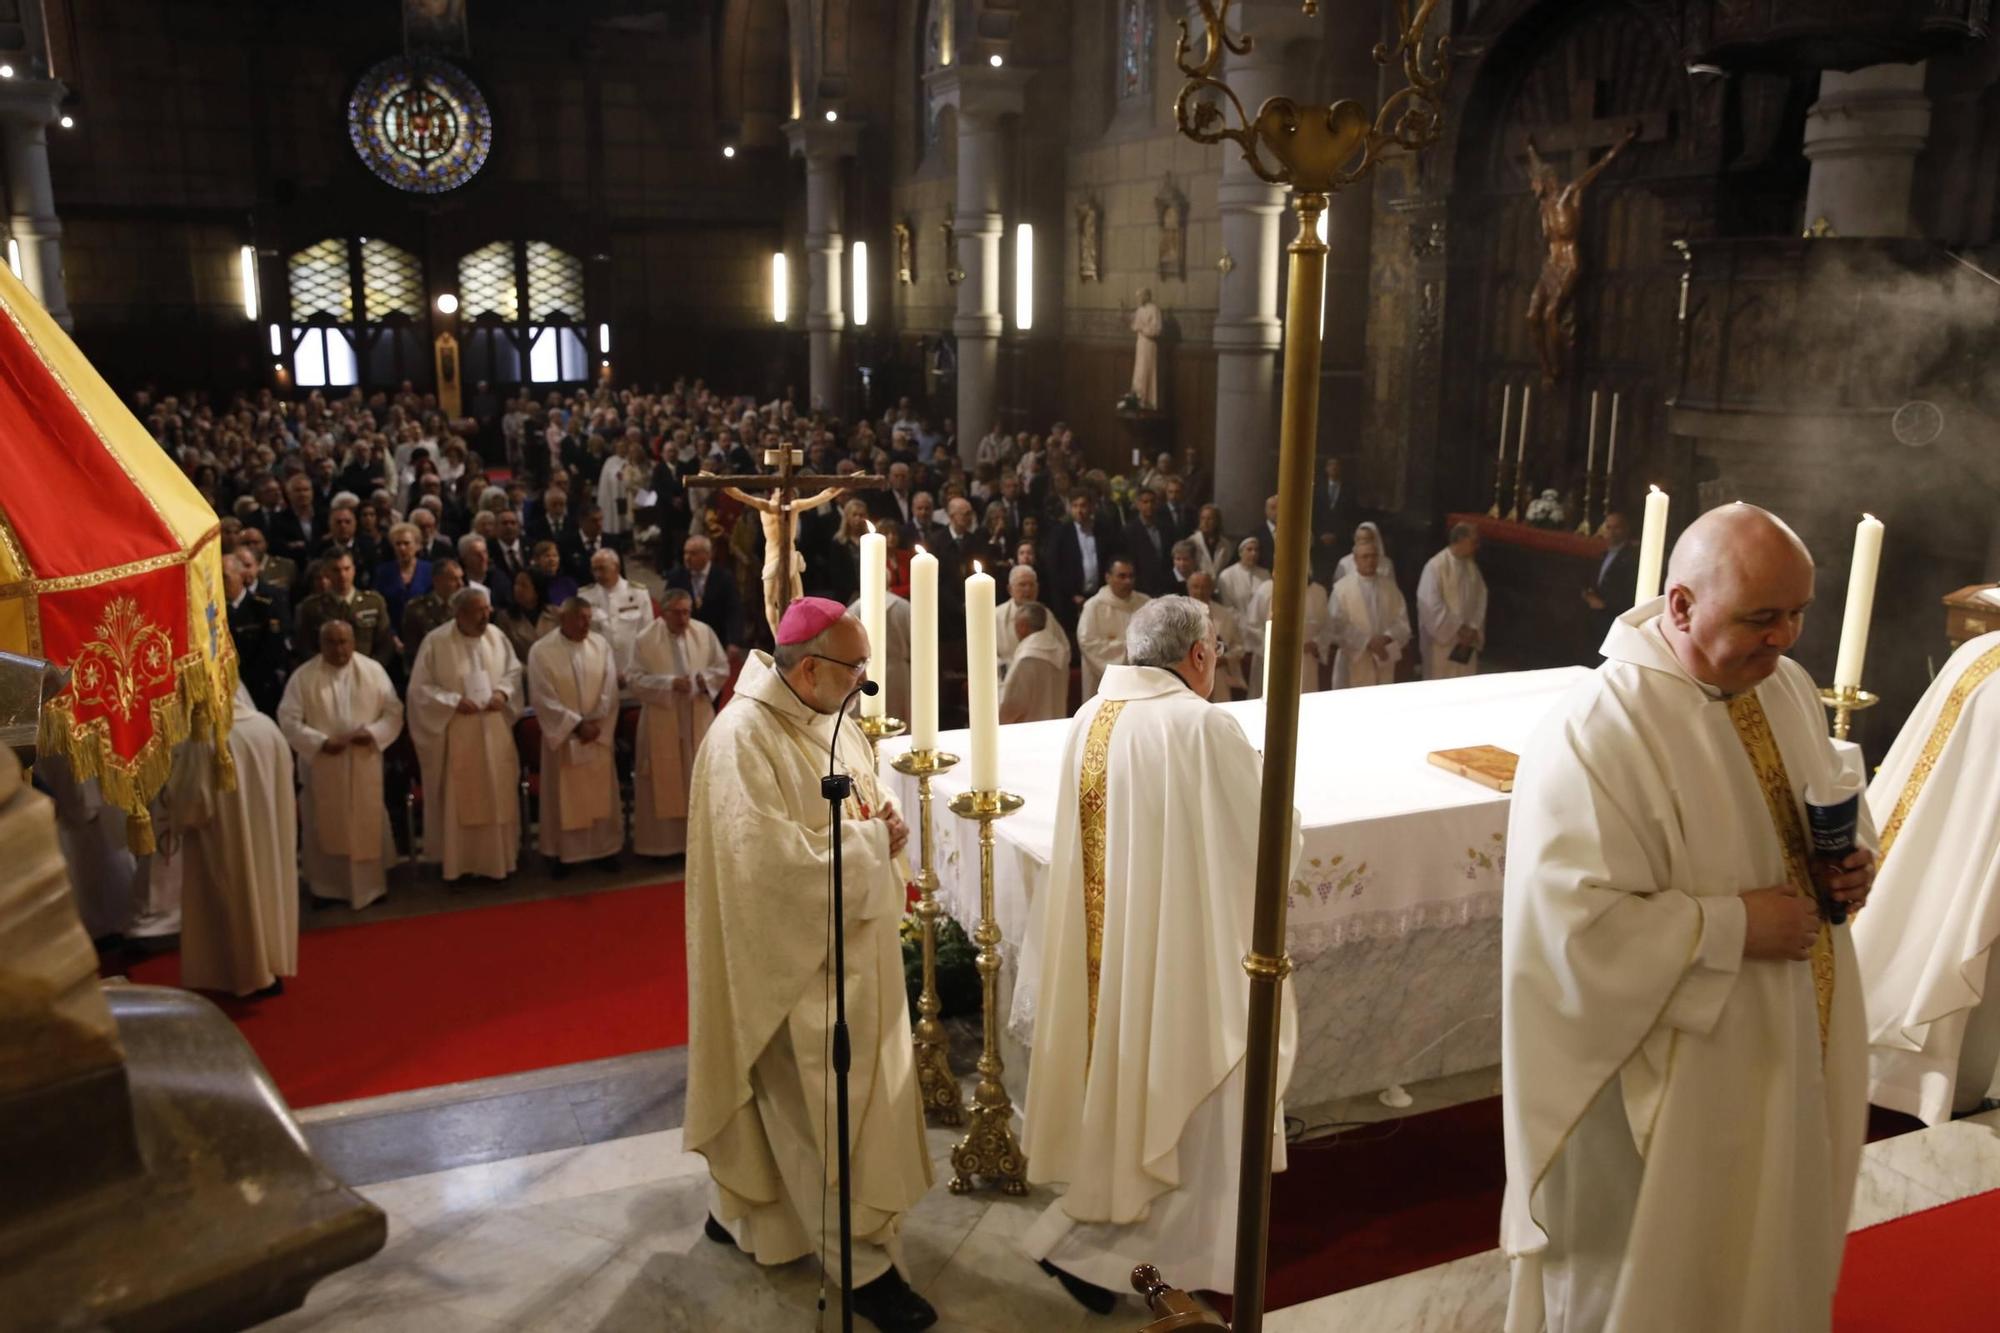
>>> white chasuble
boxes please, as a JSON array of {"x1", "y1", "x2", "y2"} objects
[
  {"x1": 1075, "y1": 588, "x2": 1148, "y2": 702},
  {"x1": 629, "y1": 618, "x2": 729, "y2": 857},
  {"x1": 407, "y1": 623, "x2": 523, "y2": 881},
  {"x1": 1417, "y1": 547, "x2": 1488, "y2": 680},
  {"x1": 1854, "y1": 630, "x2": 2000, "y2": 1124},
  {"x1": 1019, "y1": 665, "x2": 1298, "y2": 1295},
  {"x1": 1501, "y1": 603, "x2": 1868, "y2": 1333},
  {"x1": 1324, "y1": 570, "x2": 1411, "y2": 689},
  {"x1": 527, "y1": 630, "x2": 624, "y2": 863},
  {"x1": 684, "y1": 652, "x2": 930, "y2": 1285},
  {"x1": 277, "y1": 654, "x2": 404, "y2": 908}
]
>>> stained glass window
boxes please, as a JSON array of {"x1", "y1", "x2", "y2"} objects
[
  {"x1": 459, "y1": 240, "x2": 518, "y2": 321},
  {"x1": 1119, "y1": 0, "x2": 1154, "y2": 102},
  {"x1": 524, "y1": 241, "x2": 585, "y2": 321},
  {"x1": 348, "y1": 56, "x2": 493, "y2": 195},
  {"x1": 288, "y1": 238, "x2": 354, "y2": 323},
  {"x1": 360, "y1": 238, "x2": 423, "y2": 319}
]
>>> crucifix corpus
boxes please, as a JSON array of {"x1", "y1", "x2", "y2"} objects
[
  {"x1": 697, "y1": 446, "x2": 889, "y2": 639},
  {"x1": 1510, "y1": 79, "x2": 1669, "y2": 383}
]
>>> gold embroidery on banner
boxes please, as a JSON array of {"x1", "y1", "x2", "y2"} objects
[
  {"x1": 1878, "y1": 644, "x2": 2000, "y2": 864},
  {"x1": 1078, "y1": 699, "x2": 1127, "y2": 1069},
  {"x1": 0, "y1": 521, "x2": 218, "y2": 600},
  {"x1": 70, "y1": 595, "x2": 173, "y2": 721},
  {"x1": 1727, "y1": 693, "x2": 1834, "y2": 1054}
]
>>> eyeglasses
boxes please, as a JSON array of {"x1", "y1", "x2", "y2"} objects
[{"x1": 809, "y1": 652, "x2": 869, "y2": 677}]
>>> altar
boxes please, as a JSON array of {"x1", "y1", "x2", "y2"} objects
[{"x1": 881, "y1": 667, "x2": 1591, "y2": 1110}]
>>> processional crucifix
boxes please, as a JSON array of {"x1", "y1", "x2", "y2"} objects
[{"x1": 695, "y1": 446, "x2": 888, "y2": 634}]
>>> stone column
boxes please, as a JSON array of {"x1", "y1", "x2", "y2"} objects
[
  {"x1": 1208, "y1": 2, "x2": 1316, "y2": 532},
  {"x1": 926, "y1": 65, "x2": 1029, "y2": 463},
  {"x1": 0, "y1": 79, "x2": 70, "y2": 329},
  {"x1": 785, "y1": 117, "x2": 860, "y2": 414},
  {"x1": 1802, "y1": 62, "x2": 1931, "y2": 238}
]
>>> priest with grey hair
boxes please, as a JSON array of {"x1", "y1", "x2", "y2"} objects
[
  {"x1": 998, "y1": 602, "x2": 1070, "y2": 723},
  {"x1": 525, "y1": 597, "x2": 625, "y2": 874},
  {"x1": 1020, "y1": 594, "x2": 1298, "y2": 1309}
]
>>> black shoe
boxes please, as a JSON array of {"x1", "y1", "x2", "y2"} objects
[
  {"x1": 548, "y1": 858, "x2": 569, "y2": 880},
  {"x1": 1039, "y1": 1259, "x2": 1118, "y2": 1315},
  {"x1": 703, "y1": 1213, "x2": 733, "y2": 1246},
  {"x1": 597, "y1": 855, "x2": 621, "y2": 873},
  {"x1": 247, "y1": 978, "x2": 286, "y2": 1001},
  {"x1": 852, "y1": 1267, "x2": 937, "y2": 1331}
]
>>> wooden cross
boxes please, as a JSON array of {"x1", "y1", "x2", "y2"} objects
[
  {"x1": 1510, "y1": 78, "x2": 1670, "y2": 178},
  {"x1": 696, "y1": 447, "x2": 889, "y2": 613}
]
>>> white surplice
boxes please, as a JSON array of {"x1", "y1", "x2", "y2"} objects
[
  {"x1": 999, "y1": 625, "x2": 1071, "y2": 723},
  {"x1": 1417, "y1": 547, "x2": 1488, "y2": 680},
  {"x1": 165, "y1": 690, "x2": 299, "y2": 997},
  {"x1": 406, "y1": 623, "x2": 523, "y2": 880},
  {"x1": 1247, "y1": 579, "x2": 1329, "y2": 697},
  {"x1": 1076, "y1": 587, "x2": 1148, "y2": 701},
  {"x1": 526, "y1": 630, "x2": 625, "y2": 864},
  {"x1": 581, "y1": 577, "x2": 654, "y2": 680},
  {"x1": 1019, "y1": 665, "x2": 1298, "y2": 1295},
  {"x1": 1324, "y1": 569, "x2": 1411, "y2": 689},
  {"x1": 1854, "y1": 629, "x2": 2000, "y2": 1124},
  {"x1": 277, "y1": 654, "x2": 403, "y2": 908},
  {"x1": 1501, "y1": 602, "x2": 1868, "y2": 1333},
  {"x1": 684, "y1": 652, "x2": 930, "y2": 1288},
  {"x1": 628, "y1": 617, "x2": 730, "y2": 857}
]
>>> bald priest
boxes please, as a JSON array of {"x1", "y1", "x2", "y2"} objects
[{"x1": 684, "y1": 597, "x2": 937, "y2": 1332}]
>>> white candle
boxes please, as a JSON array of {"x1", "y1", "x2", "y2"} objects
[
  {"x1": 1605, "y1": 392, "x2": 1621, "y2": 474},
  {"x1": 1496, "y1": 383, "x2": 1513, "y2": 463},
  {"x1": 1833, "y1": 513, "x2": 1885, "y2": 691},
  {"x1": 1633, "y1": 486, "x2": 1669, "y2": 603},
  {"x1": 1261, "y1": 620, "x2": 1273, "y2": 698},
  {"x1": 1516, "y1": 383, "x2": 1532, "y2": 465},
  {"x1": 859, "y1": 524, "x2": 886, "y2": 718},
  {"x1": 910, "y1": 545, "x2": 938, "y2": 749},
  {"x1": 964, "y1": 563, "x2": 1000, "y2": 790},
  {"x1": 1584, "y1": 389, "x2": 1600, "y2": 473},
  {"x1": 1132, "y1": 448, "x2": 1142, "y2": 468}
]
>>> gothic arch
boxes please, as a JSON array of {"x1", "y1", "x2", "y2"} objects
[{"x1": 717, "y1": 0, "x2": 793, "y2": 147}]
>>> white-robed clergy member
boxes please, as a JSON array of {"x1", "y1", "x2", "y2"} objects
[
  {"x1": 580, "y1": 547, "x2": 654, "y2": 682},
  {"x1": 406, "y1": 586, "x2": 524, "y2": 882},
  {"x1": 526, "y1": 598, "x2": 625, "y2": 874},
  {"x1": 995, "y1": 564, "x2": 1058, "y2": 674},
  {"x1": 1418, "y1": 522, "x2": 1488, "y2": 679},
  {"x1": 848, "y1": 590, "x2": 912, "y2": 723},
  {"x1": 1215, "y1": 534, "x2": 1269, "y2": 612},
  {"x1": 1324, "y1": 534, "x2": 1411, "y2": 689},
  {"x1": 1500, "y1": 504, "x2": 1877, "y2": 1333},
  {"x1": 629, "y1": 588, "x2": 730, "y2": 858},
  {"x1": 999, "y1": 602, "x2": 1070, "y2": 723},
  {"x1": 1247, "y1": 574, "x2": 1329, "y2": 697},
  {"x1": 1185, "y1": 571, "x2": 1246, "y2": 701},
  {"x1": 163, "y1": 685, "x2": 299, "y2": 998},
  {"x1": 1854, "y1": 628, "x2": 2000, "y2": 1124},
  {"x1": 685, "y1": 597, "x2": 936, "y2": 1332},
  {"x1": 1076, "y1": 559, "x2": 1148, "y2": 701},
  {"x1": 277, "y1": 620, "x2": 403, "y2": 909},
  {"x1": 1021, "y1": 596, "x2": 1297, "y2": 1310}
]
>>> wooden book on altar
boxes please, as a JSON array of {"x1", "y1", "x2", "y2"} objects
[{"x1": 1428, "y1": 745, "x2": 1518, "y2": 792}]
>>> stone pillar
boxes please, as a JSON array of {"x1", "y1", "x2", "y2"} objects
[
  {"x1": 1802, "y1": 62, "x2": 1931, "y2": 238},
  {"x1": 1208, "y1": 2, "x2": 1316, "y2": 532},
  {"x1": 926, "y1": 65, "x2": 1029, "y2": 463},
  {"x1": 0, "y1": 79, "x2": 70, "y2": 330},
  {"x1": 785, "y1": 118, "x2": 860, "y2": 414}
]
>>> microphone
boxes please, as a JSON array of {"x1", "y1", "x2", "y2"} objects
[{"x1": 826, "y1": 679, "x2": 879, "y2": 778}]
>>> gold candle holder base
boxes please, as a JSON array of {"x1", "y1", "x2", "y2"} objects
[
  {"x1": 857, "y1": 715, "x2": 908, "y2": 748},
  {"x1": 1508, "y1": 468, "x2": 1529, "y2": 524},
  {"x1": 1487, "y1": 458, "x2": 1510, "y2": 519},
  {"x1": 945, "y1": 788, "x2": 1028, "y2": 1196},
  {"x1": 1574, "y1": 467, "x2": 1599, "y2": 536},
  {"x1": 1818, "y1": 685, "x2": 1880, "y2": 742},
  {"x1": 889, "y1": 747, "x2": 964, "y2": 1128}
]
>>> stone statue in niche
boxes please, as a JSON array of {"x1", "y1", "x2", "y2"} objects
[
  {"x1": 1128, "y1": 288, "x2": 1162, "y2": 410},
  {"x1": 892, "y1": 221, "x2": 914, "y2": 284},
  {"x1": 1155, "y1": 177, "x2": 1186, "y2": 281},
  {"x1": 1524, "y1": 123, "x2": 1636, "y2": 383},
  {"x1": 1076, "y1": 202, "x2": 1100, "y2": 283},
  {"x1": 940, "y1": 217, "x2": 963, "y2": 285}
]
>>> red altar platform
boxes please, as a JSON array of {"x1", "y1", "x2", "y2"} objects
[
  {"x1": 1448, "y1": 512, "x2": 1608, "y2": 560},
  {"x1": 1446, "y1": 513, "x2": 1608, "y2": 669}
]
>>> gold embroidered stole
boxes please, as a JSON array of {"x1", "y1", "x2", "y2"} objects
[
  {"x1": 1077, "y1": 699, "x2": 1127, "y2": 1068},
  {"x1": 1725, "y1": 692, "x2": 1834, "y2": 1053},
  {"x1": 1878, "y1": 643, "x2": 2000, "y2": 864}
]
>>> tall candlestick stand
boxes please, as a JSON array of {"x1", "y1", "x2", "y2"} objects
[
  {"x1": 1487, "y1": 457, "x2": 1511, "y2": 519},
  {"x1": 1509, "y1": 461, "x2": 1531, "y2": 524},
  {"x1": 1818, "y1": 684, "x2": 1880, "y2": 742},
  {"x1": 856, "y1": 715, "x2": 908, "y2": 751},
  {"x1": 945, "y1": 787, "x2": 1028, "y2": 1195},
  {"x1": 889, "y1": 747, "x2": 964, "y2": 1127},
  {"x1": 1574, "y1": 467, "x2": 1599, "y2": 536}
]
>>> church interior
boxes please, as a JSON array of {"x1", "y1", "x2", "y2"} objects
[{"x1": 6, "y1": 0, "x2": 2000, "y2": 1330}]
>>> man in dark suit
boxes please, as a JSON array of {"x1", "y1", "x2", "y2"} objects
[
  {"x1": 490, "y1": 508, "x2": 531, "y2": 587},
  {"x1": 1581, "y1": 510, "x2": 1640, "y2": 655},
  {"x1": 243, "y1": 475, "x2": 285, "y2": 537},
  {"x1": 868, "y1": 461, "x2": 919, "y2": 530},
  {"x1": 268, "y1": 473, "x2": 323, "y2": 571},
  {"x1": 524, "y1": 486, "x2": 573, "y2": 548},
  {"x1": 665, "y1": 532, "x2": 742, "y2": 647},
  {"x1": 1043, "y1": 490, "x2": 1119, "y2": 635},
  {"x1": 1158, "y1": 475, "x2": 1196, "y2": 544},
  {"x1": 311, "y1": 504, "x2": 370, "y2": 588},
  {"x1": 224, "y1": 551, "x2": 290, "y2": 715},
  {"x1": 1311, "y1": 456, "x2": 1360, "y2": 585},
  {"x1": 559, "y1": 505, "x2": 612, "y2": 585},
  {"x1": 990, "y1": 474, "x2": 1028, "y2": 543},
  {"x1": 1120, "y1": 489, "x2": 1175, "y2": 597}
]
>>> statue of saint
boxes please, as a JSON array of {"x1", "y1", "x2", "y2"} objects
[
  {"x1": 1524, "y1": 123, "x2": 1636, "y2": 384},
  {"x1": 1129, "y1": 289, "x2": 1162, "y2": 410},
  {"x1": 1077, "y1": 203, "x2": 1100, "y2": 283}
]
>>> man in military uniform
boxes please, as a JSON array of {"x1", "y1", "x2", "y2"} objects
[
  {"x1": 226, "y1": 550, "x2": 290, "y2": 714},
  {"x1": 294, "y1": 552, "x2": 395, "y2": 672},
  {"x1": 400, "y1": 557, "x2": 463, "y2": 658}
]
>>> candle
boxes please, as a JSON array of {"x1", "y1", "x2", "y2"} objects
[
  {"x1": 1261, "y1": 620, "x2": 1273, "y2": 698},
  {"x1": 1584, "y1": 389, "x2": 1600, "y2": 473},
  {"x1": 1605, "y1": 392, "x2": 1622, "y2": 474},
  {"x1": 1132, "y1": 448, "x2": 1142, "y2": 468},
  {"x1": 859, "y1": 523, "x2": 886, "y2": 718},
  {"x1": 1496, "y1": 383, "x2": 1513, "y2": 463},
  {"x1": 1633, "y1": 485, "x2": 1669, "y2": 603},
  {"x1": 964, "y1": 562, "x2": 1000, "y2": 790},
  {"x1": 1833, "y1": 513, "x2": 1885, "y2": 691},
  {"x1": 910, "y1": 545, "x2": 938, "y2": 749},
  {"x1": 1516, "y1": 383, "x2": 1532, "y2": 465}
]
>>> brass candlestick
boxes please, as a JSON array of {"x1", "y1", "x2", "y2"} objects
[
  {"x1": 1818, "y1": 684, "x2": 1880, "y2": 742},
  {"x1": 1509, "y1": 461, "x2": 1530, "y2": 524},
  {"x1": 945, "y1": 787, "x2": 1028, "y2": 1196},
  {"x1": 889, "y1": 747, "x2": 964, "y2": 1127},
  {"x1": 1574, "y1": 467, "x2": 1598, "y2": 536},
  {"x1": 856, "y1": 715, "x2": 908, "y2": 750},
  {"x1": 1487, "y1": 457, "x2": 1510, "y2": 519}
]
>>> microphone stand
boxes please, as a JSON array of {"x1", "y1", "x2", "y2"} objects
[{"x1": 821, "y1": 678, "x2": 876, "y2": 1333}]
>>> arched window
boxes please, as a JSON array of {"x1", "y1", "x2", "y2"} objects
[
  {"x1": 284, "y1": 236, "x2": 426, "y2": 388},
  {"x1": 457, "y1": 239, "x2": 590, "y2": 387},
  {"x1": 1118, "y1": 0, "x2": 1154, "y2": 103},
  {"x1": 286, "y1": 237, "x2": 357, "y2": 389}
]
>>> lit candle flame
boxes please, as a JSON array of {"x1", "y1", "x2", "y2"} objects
[
  {"x1": 915, "y1": 543, "x2": 927, "y2": 555},
  {"x1": 1649, "y1": 484, "x2": 1661, "y2": 494},
  {"x1": 972, "y1": 560, "x2": 983, "y2": 575}
]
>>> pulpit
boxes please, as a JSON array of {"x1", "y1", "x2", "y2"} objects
[{"x1": 1448, "y1": 513, "x2": 1608, "y2": 669}]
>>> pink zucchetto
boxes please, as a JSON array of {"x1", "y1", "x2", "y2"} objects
[{"x1": 775, "y1": 596, "x2": 850, "y2": 645}]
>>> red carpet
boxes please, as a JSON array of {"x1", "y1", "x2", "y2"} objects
[
  {"x1": 124, "y1": 880, "x2": 688, "y2": 1109},
  {"x1": 1835, "y1": 1188, "x2": 2000, "y2": 1332}
]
